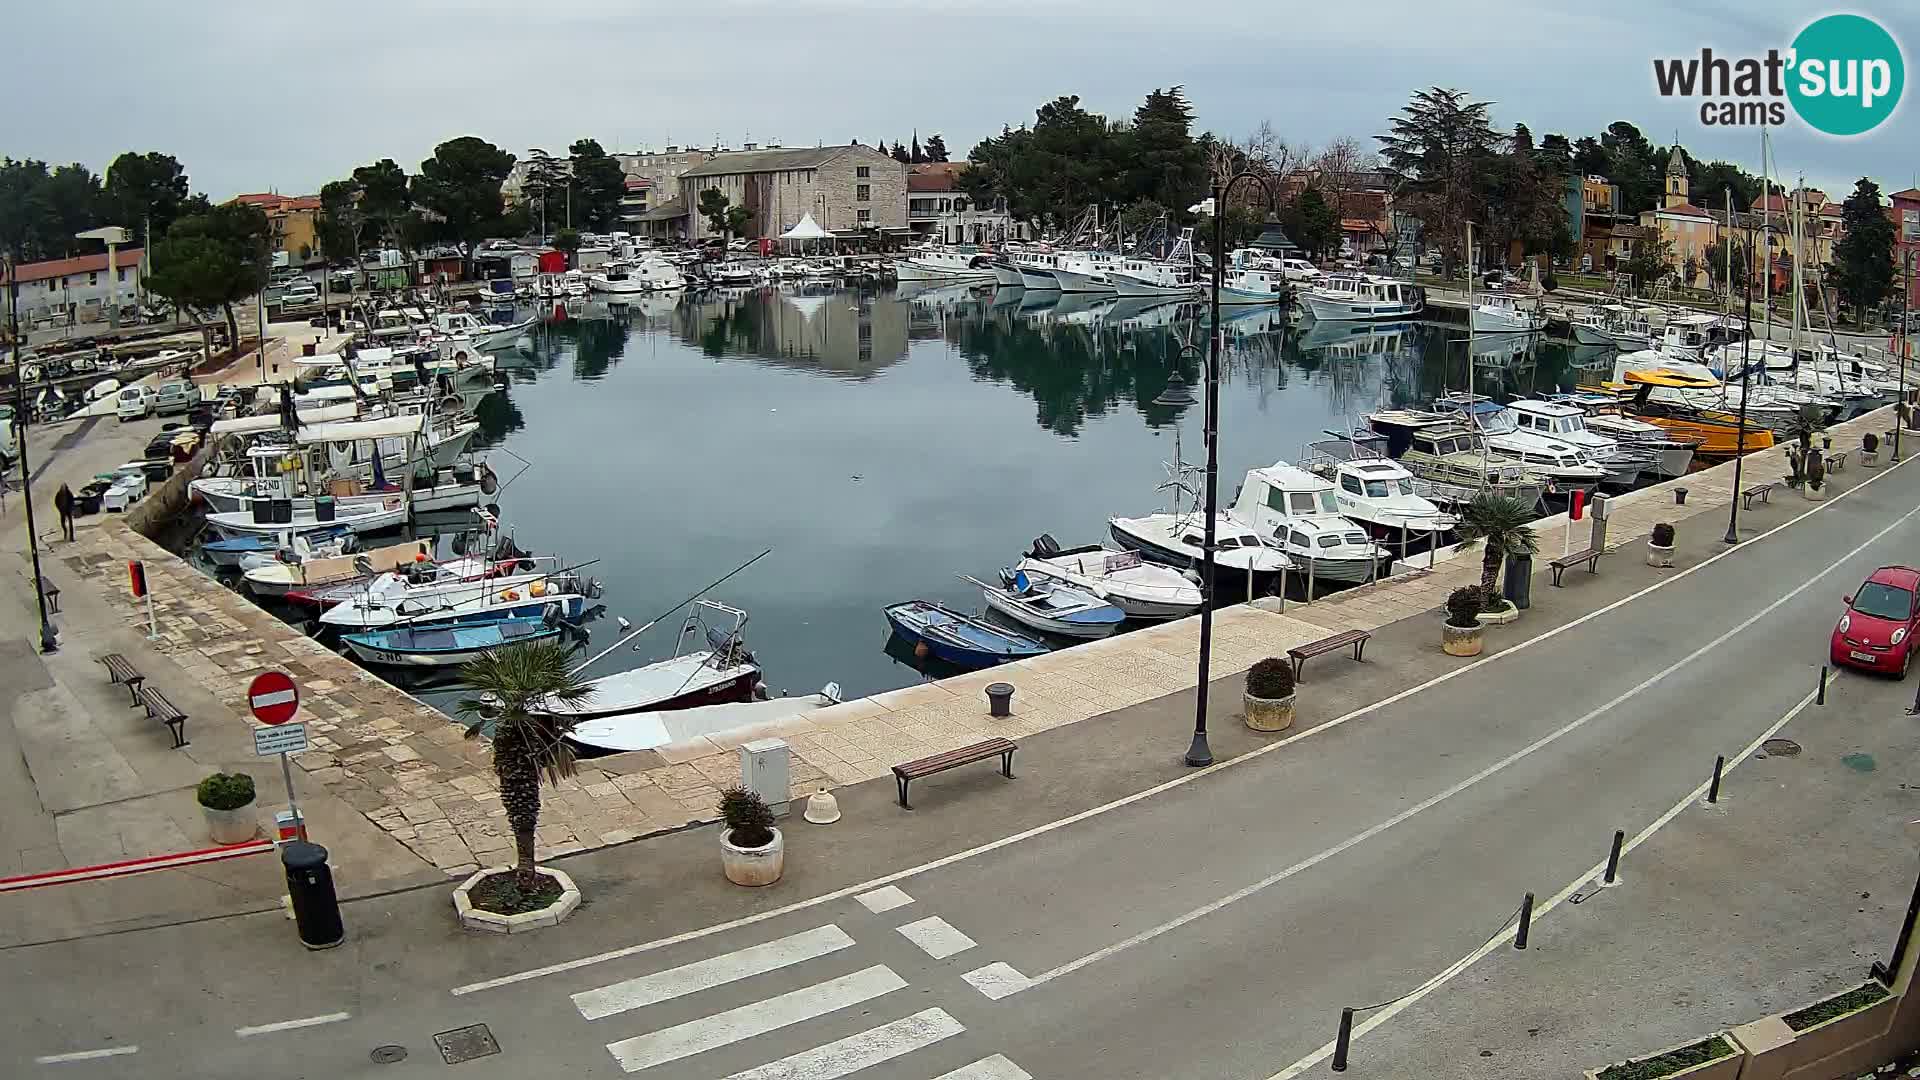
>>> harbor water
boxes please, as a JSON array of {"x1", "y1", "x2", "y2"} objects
[{"x1": 444, "y1": 282, "x2": 1601, "y2": 704}]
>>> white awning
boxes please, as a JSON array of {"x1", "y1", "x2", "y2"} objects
[
  {"x1": 294, "y1": 413, "x2": 427, "y2": 445},
  {"x1": 779, "y1": 213, "x2": 832, "y2": 241},
  {"x1": 209, "y1": 402, "x2": 360, "y2": 436}
]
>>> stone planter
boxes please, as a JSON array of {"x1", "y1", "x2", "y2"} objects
[
  {"x1": 1476, "y1": 600, "x2": 1519, "y2": 626},
  {"x1": 1804, "y1": 483, "x2": 1827, "y2": 502},
  {"x1": 1862, "y1": 450, "x2": 1881, "y2": 468},
  {"x1": 452, "y1": 866, "x2": 581, "y2": 933},
  {"x1": 721, "y1": 827, "x2": 785, "y2": 886},
  {"x1": 203, "y1": 802, "x2": 258, "y2": 845},
  {"x1": 1581, "y1": 1033, "x2": 1740, "y2": 1080},
  {"x1": 1243, "y1": 691, "x2": 1295, "y2": 732},
  {"x1": 1646, "y1": 542, "x2": 1675, "y2": 568},
  {"x1": 1442, "y1": 621, "x2": 1484, "y2": 657}
]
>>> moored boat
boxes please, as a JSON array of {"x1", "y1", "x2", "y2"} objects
[
  {"x1": 971, "y1": 570, "x2": 1125, "y2": 639},
  {"x1": 1018, "y1": 535, "x2": 1203, "y2": 620},
  {"x1": 883, "y1": 600, "x2": 1050, "y2": 670},
  {"x1": 341, "y1": 615, "x2": 566, "y2": 667}
]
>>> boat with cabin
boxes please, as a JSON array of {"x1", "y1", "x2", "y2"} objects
[
  {"x1": 1017, "y1": 535, "x2": 1204, "y2": 620},
  {"x1": 1298, "y1": 447, "x2": 1458, "y2": 543},
  {"x1": 1359, "y1": 414, "x2": 1551, "y2": 509},
  {"x1": 895, "y1": 245, "x2": 999, "y2": 283},
  {"x1": 1300, "y1": 273, "x2": 1423, "y2": 321},
  {"x1": 1471, "y1": 294, "x2": 1548, "y2": 335},
  {"x1": 1433, "y1": 395, "x2": 1614, "y2": 491},
  {"x1": 1228, "y1": 461, "x2": 1389, "y2": 582}
]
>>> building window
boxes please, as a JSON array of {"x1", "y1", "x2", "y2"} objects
[
  {"x1": 856, "y1": 185, "x2": 870, "y2": 202},
  {"x1": 856, "y1": 166, "x2": 870, "y2": 179},
  {"x1": 88, "y1": 272, "x2": 98, "y2": 286},
  {"x1": 858, "y1": 209, "x2": 872, "y2": 223},
  {"x1": 118, "y1": 268, "x2": 128, "y2": 282}
]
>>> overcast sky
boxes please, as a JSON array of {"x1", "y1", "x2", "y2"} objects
[{"x1": 7, "y1": 1, "x2": 1915, "y2": 204}]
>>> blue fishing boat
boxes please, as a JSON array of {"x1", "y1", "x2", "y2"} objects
[
  {"x1": 202, "y1": 526, "x2": 350, "y2": 569},
  {"x1": 340, "y1": 615, "x2": 564, "y2": 668},
  {"x1": 883, "y1": 600, "x2": 1049, "y2": 670}
]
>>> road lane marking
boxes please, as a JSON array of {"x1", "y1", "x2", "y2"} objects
[
  {"x1": 451, "y1": 452, "x2": 1915, "y2": 997},
  {"x1": 34, "y1": 1046, "x2": 138, "y2": 1063},
  {"x1": 1267, "y1": 681, "x2": 1828, "y2": 1078},
  {"x1": 1023, "y1": 496, "x2": 1920, "y2": 992},
  {"x1": 720, "y1": 1007, "x2": 962, "y2": 1080},
  {"x1": 234, "y1": 1012, "x2": 351, "y2": 1038},
  {"x1": 961, "y1": 963, "x2": 1034, "y2": 1001},
  {"x1": 604, "y1": 964, "x2": 906, "y2": 1073},
  {"x1": 854, "y1": 885, "x2": 914, "y2": 914},
  {"x1": 936, "y1": 1055, "x2": 1036, "y2": 1080},
  {"x1": 574, "y1": 925, "x2": 855, "y2": 1021},
  {"x1": 895, "y1": 916, "x2": 976, "y2": 959}
]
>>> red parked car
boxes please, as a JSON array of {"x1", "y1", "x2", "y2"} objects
[{"x1": 1831, "y1": 566, "x2": 1920, "y2": 677}]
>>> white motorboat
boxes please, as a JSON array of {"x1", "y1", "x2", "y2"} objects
[
  {"x1": 1009, "y1": 250, "x2": 1065, "y2": 290},
  {"x1": 1219, "y1": 266, "x2": 1288, "y2": 304},
  {"x1": 1358, "y1": 416, "x2": 1551, "y2": 509},
  {"x1": 1656, "y1": 313, "x2": 1747, "y2": 361},
  {"x1": 1470, "y1": 294, "x2": 1548, "y2": 335},
  {"x1": 1048, "y1": 252, "x2": 1118, "y2": 293},
  {"x1": 1228, "y1": 461, "x2": 1389, "y2": 583},
  {"x1": 235, "y1": 531, "x2": 353, "y2": 574},
  {"x1": 434, "y1": 310, "x2": 534, "y2": 351},
  {"x1": 895, "y1": 245, "x2": 998, "y2": 282},
  {"x1": 968, "y1": 570, "x2": 1126, "y2": 639},
  {"x1": 192, "y1": 458, "x2": 492, "y2": 518},
  {"x1": 590, "y1": 258, "x2": 687, "y2": 294},
  {"x1": 1545, "y1": 393, "x2": 1699, "y2": 478},
  {"x1": 1109, "y1": 260, "x2": 1201, "y2": 298},
  {"x1": 990, "y1": 260, "x2": 1026, "y2": 288},
  {"x1": 565, "y1": 684, "x2": 843, "y2": 755},
  {"x1": 207, "y1": 493, "x2": 410, "y2": 540},
  {"x1": 1505, "y1": 399, "x2": 1661, "y2": 485},
  {"x1": 1434, "y1": 396, "x2": 1612, "y2": 491},
  {"x1": 319, "y1": 561, "x2": 591, "y2": 631},
  {"x1": 1018, "y1": 536, "x2": 1203, "y2": 620},
  {"x1": 1301, "y1": 452, "x2": 1458, "y2": 541},
  {"x1": 1572, "y1": 304, "x2": 1654, "y2": 350},
  {"x1": 1108, "y1": 510, "x2": 1293, "y2": 579},
  {"x1": 1301, "y1": 273, "x2": 1423, "y2": 320}
]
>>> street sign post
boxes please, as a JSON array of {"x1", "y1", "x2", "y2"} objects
[
  {"x1": 247, "y1": 672, "x2": 307, "y2": 842},
  {"x1": 128, "y1": 560, "x2": 156, "y2": 640}
]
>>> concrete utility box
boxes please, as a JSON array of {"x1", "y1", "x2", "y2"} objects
[
  {"x1": 1589, "y1": 493, "x2": 1612, "y2": 551},
  {"x1": 739, "y1": 738, "x2": 791, "y2": 818}
]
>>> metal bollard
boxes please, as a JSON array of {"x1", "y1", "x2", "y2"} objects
[
  {"x1": 1331, "y1": 1007, "x2": 1355, "y2": 1071},
  {"x1": 1817, "y1": 665, "x2": 1828, "y2": 705},
  {"x1": 1708, "y1": 755, "x2": 1725, "y2": 804},
  {"x1": 1515, "y1": 892, "x2": 1535, "y2": 949},
  {"x1": 1602, "y1": 829, "x2": 1625, "y2": 886},
  {"x1": 985, "y1": 682, "x2": 1014, "y2": 718},
  {"x1": 1675, "y1": 486, "x2": 1688, "y2": 505},
  {"x1": 282, "y1": 841, "x2": 344, "y2": 949}
]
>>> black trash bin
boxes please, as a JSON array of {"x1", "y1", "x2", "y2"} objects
[
  {"x1": 272, "y1": 498, "x2": 294, "y2": 524},
  {"x1": 282, "y1": 841, "x2": 344, "y2": 949},
  {"x1": 251, "y1": 497, "x2": 273, "y2": 524},
  {"x1": 314, "y1": 496, "x2": 336, "y2": 523},
  {"x1": 1502, "y1": 552, "x2": 1533, "y2": 611}
]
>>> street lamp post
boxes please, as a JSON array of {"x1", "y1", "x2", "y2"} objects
[
  {"x1": 1724, "y1": 218, "x2": 1780, "y2": 546},
  {"x1": 1898, "y1": 251, "x2": 1913, "y2": 464},
  {"x1": 1186, "y1": 170, "x2": 1278, "y2": 768},
  {"x1": 6, "y1": 262, "x2": 59, "y2": 653}
]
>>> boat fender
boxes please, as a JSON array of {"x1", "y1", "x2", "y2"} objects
[
  {"x1": 501, "y1": 590, "x2": 519, "y2": 601},
  {"x1": 753, "y1": 681, "x2": 770, "y2": 701},
  {"x1": 479, "y1": 463, "x2": 497, "y2": 495},
  {"x1": 914, "y1": 640, "x2": 930, "y2": 660}
]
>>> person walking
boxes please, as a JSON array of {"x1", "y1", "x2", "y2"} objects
[{"x1": 53, "y1": 483, "x2": 75, "y2": 542}]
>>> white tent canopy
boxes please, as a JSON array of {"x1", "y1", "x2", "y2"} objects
[{"x1": 779, "y1": 213, "x2": 832, "y2": 241}]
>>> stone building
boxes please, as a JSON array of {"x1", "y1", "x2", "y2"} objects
[
  {"x1": 906, "y1": 163, "x2": 1022, "y2": 245},
  {"x1": 1637, "y1": 147, "x2": 1719, "y2": 287},
  {"x1": 676, "y1": 144, "x2": 907, "y2": 243},
  {"x1": 0, "y1": 249, "x2": 146, "y2": 325}
]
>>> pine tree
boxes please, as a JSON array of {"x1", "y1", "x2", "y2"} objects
[
  {"x1": 924, "y1": 133, "x2": 950, "y2": 163},
  {"x1": 891, "y1": 142, "x2": 911, "y2": 164},
  {"x1": 910, "y1": 133, "x2": 926, "y2": 164},
  {"x1": 1832, "y1": 177, "x2": 1896, "y2": 327}
]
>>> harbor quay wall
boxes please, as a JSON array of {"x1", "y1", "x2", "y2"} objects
[{"x1": 55, "y1": 403, "x2": 1904, "y2": 874}]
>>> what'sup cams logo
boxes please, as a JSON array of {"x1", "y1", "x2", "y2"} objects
[{"x1": 1653, "y1": 13, "x2": 1904, "y2": 136}]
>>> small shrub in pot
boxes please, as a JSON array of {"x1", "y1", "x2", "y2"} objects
[
  {"x1": 1246, "y1": 658, "x2": 1296, "y2": 700},
  {"x1": 1651, "y1": 522, "x2": 1675, "y2": 547},
  {"x1": 1445, "y1": 587, "x2": 1486, "y2": 628},
  {"x1": 1243, "y1": 657, "x2": 1297, "y2": 732},
  {"x1": 197, "y1": 772, "x2": 256, "y2": 810},
  {"x1": 718, "y1": 786, "x2": 785, "y2": 886},
  {"x1": 1647, "y1": 521, "x2": 1677, "y2": 567},
  {"x1": 1864, "y1": 432, "x2": 1880, "y2": 453}
]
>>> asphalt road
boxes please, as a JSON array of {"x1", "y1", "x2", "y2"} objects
[{"x1": 7, "y1": 457, "x2": 1920, "y2": 1080}]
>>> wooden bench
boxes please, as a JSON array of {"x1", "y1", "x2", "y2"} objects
[
  {"x1": 1549, "y1": 548, "x2": 1603, "y2": 587},
  {"x1": 1741, "y1": 483, "x2": 1776, "y2": 510},
  {"x1": 137, "y1": 686, "x2": 189, "y2": 749},
  {"x1": 1287, "y1": 629, "x2": 1373, "y2": 679},
  {"x1": 99, "y1": 652, "x2": 145, "y2": 706},
  {"x1": 1825, "y1": 449, "x2": 1849, "y2": 473},
  {"x1": 893, "y1": 737, "x2": 1016, "y2": 809}
]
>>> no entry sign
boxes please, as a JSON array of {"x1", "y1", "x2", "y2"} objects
[{"x1": 248, "y1": 671, "x2": 300, "y2": 726}]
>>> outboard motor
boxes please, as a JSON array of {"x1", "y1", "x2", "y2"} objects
[{"x1": 1031, "y1": 533, "x2": 1061, "y2": 558}]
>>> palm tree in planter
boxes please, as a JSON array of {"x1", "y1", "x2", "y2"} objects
[
  {"x1": 1243, "y1": 657, "x2": 1296, "y2": 732},
  {"x1": 455, "y1": 640, "x2": 593, "y2": 903},
  {"x1": 1454, "y1": 491, "x2": 1539, "y2": 615}
]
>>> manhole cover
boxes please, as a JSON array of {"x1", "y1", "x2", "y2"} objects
[
  {"x1": 370, "y1": 1045, "x2": 407, "y2": 1065},
  {"x1": 434, "y1": 1024, "x2": 500, "y2": 1065},
  {"x1": 1762, "y1": 738, "x2": 1802, "y2": 756}
]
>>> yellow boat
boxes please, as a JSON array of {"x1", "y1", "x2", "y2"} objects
[{"x1": 1576, "y1": 369, "x2": 1775, "y2": 456}]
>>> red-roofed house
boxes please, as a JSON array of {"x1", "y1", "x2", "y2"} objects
[
  {"x1": 229, "y1": 192, "x2": 323, "y2": 263},
  {"x1": 906, "y1": 163, "x2": 1023, "y2": 245},
  {"x1": 0, "y1": 249, "x2": 146, "y2": 323},
  {"x1": 1893, "y1": 188, "x2": 1920, "y2": 308}
]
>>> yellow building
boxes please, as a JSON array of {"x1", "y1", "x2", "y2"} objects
[
  {"x1": 231, "y1": 193, "x2": 323, "y2": 264},
  {"x1": 1637, "y1": 147, "x2": 1719, "y2": 288}
]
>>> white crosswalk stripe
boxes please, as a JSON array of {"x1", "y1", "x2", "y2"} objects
[
  {"x1": 895, "y1": 916, "x2": 977, "y2": 960},
  {"x1": 934, "y1": 1055, "x2": 1035, "y2": 1080},
  {"x1": 604, "y1": 964, "x2": 907, "y2": 1073},
  {"x1": 854, "y1": 885, "x2": 915, "y2": 914},
  {"x1": 719, "y1": 1007, "x2": 964, "y2": 1080},
  {"x1": 574, "y1": 925, "x2": 856, "y2": 1021}
]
